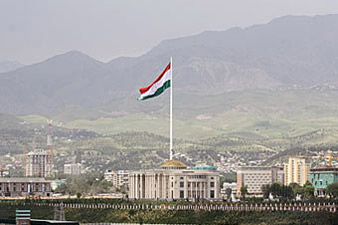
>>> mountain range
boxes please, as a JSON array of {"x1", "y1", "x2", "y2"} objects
[
  {"x1": 0, "y1": 60, "x2": 23, "y2": 73},
  {"x1": 1, "y1": 14, "x2": 338, "y2": 121}
]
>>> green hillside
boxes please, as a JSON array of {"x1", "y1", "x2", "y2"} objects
[{"x1": 18, "y1": 87, "x2": 338, "y2": 141}]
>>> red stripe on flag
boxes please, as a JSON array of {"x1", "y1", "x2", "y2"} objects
[{"x1": 139, "y1": 63, "x2": 171, "y2": 94}]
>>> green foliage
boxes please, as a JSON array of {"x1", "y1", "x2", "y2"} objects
[
  {"x1": 56, "y1": 173, "x2": 114, "y2": 195},
  {"x1": 219, "y1": 172, "x2": 237, "y2": 189},
  {"x1": 325, "y1": 182, "x2": 338, "y2": 198},
  {"x1": 303, "y1": 185, "x2": 315, "y2": 200},
  {"x1": 263, "y1": 183, "x2": 294, "y2": 200},
  {"x1": 290, "y1": 181, "x2": 315, "y2": 200},
  {"x1": 76, "y1": 192, "x2": 82, "y2": 199},
  {"x1": 1, "y1": 202, "x2": 337, "y2": 225},
  {"x1": 262, "y1": 184, "x2": 270, "y2": 199},
  {"x1": 240, "y1": 185, "x2": 248, "y2": 200},
  {"x1": 64, "y1": 208, "x2": 338, "y2": 225}
]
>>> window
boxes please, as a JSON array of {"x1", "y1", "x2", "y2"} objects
[
  {"x1": 210, "y1": 182, "x2": 214, "y2": 188},
  {"x1": 180, "y1": 182, "x2": 184, "y2": 188},
  {"x1": 171, "y1": 182, "x2": 173, "y2": 188},
  {"x1": 180, "y1": 190, "x2": 184, "y2": 198},
  {"x1": 210, "y1": 190, "x2": 215, "y2": 198}
]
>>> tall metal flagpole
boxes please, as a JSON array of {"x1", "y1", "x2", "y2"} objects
[{"x1": 170, "y1": 57, "x2": 173, "y2": 160}]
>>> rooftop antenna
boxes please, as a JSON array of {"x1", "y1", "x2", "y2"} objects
[{"x1": 23, "y1": 146, "x2": 27, "y2": 176}]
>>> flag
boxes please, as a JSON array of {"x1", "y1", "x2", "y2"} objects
[{"x1": 138, "y1": 62, "x2": 171, "y2": 101}]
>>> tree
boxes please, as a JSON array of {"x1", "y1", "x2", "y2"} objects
[
  {"x1": 290, "y1": 183, "x2": 303, "y2": 197},
  {"x1": 303, "y1": 181, "x2": 315, "y2": 200},
  {"x1": 270, "y1": 183, "x2": 282, "y2": 197},
  {"x1": 326, "y1": 183, "x2": 338, "y2": 198},
  {"x1": 262, "y1": 184, "x2": 270, "y2": 199},
  {"x1": 55, "y1": 184, "x2": 67, "y2": 194},
  {"x1": 225, "y1": 188, "x2": 232, "y2": 199},
  {"x1": 283, "y1": 185, "x2": 294, "y2": 200},
  {"x1": 76, "y1": 191, "x2": 82, "y2": 199},
  {"x1": 240, "y1": 185, "x2": 248, "y2": 200}
]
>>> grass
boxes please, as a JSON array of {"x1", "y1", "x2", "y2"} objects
[
  {"x1": 17, "y1": 87, "x2": 338, "y2": 142},
  {"x1": 19, "y1": 114, "x2": 49, "y2": 124}
]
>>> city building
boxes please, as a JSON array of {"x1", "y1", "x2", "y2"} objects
[
  {"x1": 129, "y1": 160, "x2": 220, "y2": 200},
  {"x1": 104, "y1": 170, "x2": 129, "y2": 187},
  {"x1": 309, "y1": 167, "x2": 338, "y2": 196},
  {"x1": 237, "y1": 166, "x2": 284, "y2": 196},
  {"x1": 25, "y1": 149, "x2": 53, "y2": 177},
  {"x1": 220, "y1": 182, "x2": 237, "y2": 198},
  {"x1": 64, "y1": 163, "x2": 82, "y2": 175},
  {"x1": 0, "y1": 177, "x2": 52, "y2": 197},
  {"x1": 51, "y1": 179, "x2": 66, "y2": 191},
  {"x1": 284, "y1": 157, "x2": 310, "y2": 186}
]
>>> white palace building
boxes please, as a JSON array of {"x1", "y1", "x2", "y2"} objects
[{"x1": 129, "y1": 159, "x2": 220, "y2": 200}]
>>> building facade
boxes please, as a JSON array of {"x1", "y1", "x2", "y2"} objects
[
  {"x1": 237, "y1": 166, "x2": 284, "y2": 196},
  {"x1": 0, "y1": 177, "x2": 52, "y2": 197},
  {"x1": 220, "y1": 182, "x2": 237, "y2": 198},
  {"x1": 104, "y1": 170, "x2": 129, "y2": 187},
  {"x1": 309, "y1": 167, "x2": 338, "y2": 196},
  {"x1": 284, "y1": 157, "x2": 310, "y2": 186},
  {"x1": 64, "y1": 163, "x2": 82, "y2": 175},
  {"x1": 129, "y1": 160, "x2": 219, "y2": 200},
  {"x1": 25, "y1": 149, "x2": 53, "y2": 177}
]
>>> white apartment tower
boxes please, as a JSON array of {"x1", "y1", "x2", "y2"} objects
[
  {"x1": 284, "y1": 157, "x2": 310, "y2": 186},
  {"x1": 104, "y1": 170, "x2": 129, "y2": 187},
  {"x1": 64, "y1": 163, "x2": 82, "y2": 175},
  {"x1": 25, "y1": 122, "x2": 54, "y2": 177},
  {"x1": 25, "y1": 149, "x2": 53, "y2": 177}
]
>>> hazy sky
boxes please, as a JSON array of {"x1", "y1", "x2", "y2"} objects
[{"x1": 0, "y1": 0, "x2": 338, "y2": 64}]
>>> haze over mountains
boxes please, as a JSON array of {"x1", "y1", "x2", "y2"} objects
[
  {"x1": 0, "y1": 61, "x2": 24, "y2": 73},
  {"x1": 1, "y1": 14, "x2": 338, "y2": 118}
]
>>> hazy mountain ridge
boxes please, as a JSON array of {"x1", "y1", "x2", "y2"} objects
[
  {"x1": 0, "y1": 60, "x2": 24, "y2": 73},
  {"x1": 1, "y1": 14, "x2": 338, "y2": 115}
]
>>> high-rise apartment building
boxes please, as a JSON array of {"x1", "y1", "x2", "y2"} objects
[
  {"x1": 104, "y1": 170, "x2": 129, "y2": 187},
  {"x1": 25, "y1": 149, "x2": 53, "y2": 177},
  {"x1": 284, "y1": 157, "x2": 310, "y2": 186},
  {"x1": 64, "y1": 163, "x2": 82, "y2": 175}
]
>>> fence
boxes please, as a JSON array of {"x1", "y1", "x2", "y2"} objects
[{"x1": 4, "y1": 201, "x2": 337, "y2": 213}]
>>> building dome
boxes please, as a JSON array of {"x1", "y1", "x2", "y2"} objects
[{"x1": 161, "y1": 159, "x2": 187, "y2": 170}]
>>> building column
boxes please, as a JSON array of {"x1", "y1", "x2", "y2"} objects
[
  {"x1": 129, "y1": 175, "x2": 133, "y2": 198},
  {"x1": 195, "y1": 181, "x2": 198, "y2": 199},
  {"x1": 136, "y1": 175, "x2": 139, "y2": 199}
]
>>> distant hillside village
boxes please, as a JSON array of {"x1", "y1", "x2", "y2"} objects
[{"x1": 0, "y1": 123, "x2": 337, "y2": 201}]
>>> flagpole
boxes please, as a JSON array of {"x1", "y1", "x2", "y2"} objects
[{"x1": 170, "y1": 57, "x2": 173, "y2": 160}]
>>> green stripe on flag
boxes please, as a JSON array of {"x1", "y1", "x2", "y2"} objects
[{"x1": 138, "y1": 80, "x2": 171, "y2": 101}]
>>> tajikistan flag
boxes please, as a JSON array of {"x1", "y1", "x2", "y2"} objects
[{"x1": 138, "y1": 63, "x2": 171, "y2": 101}]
